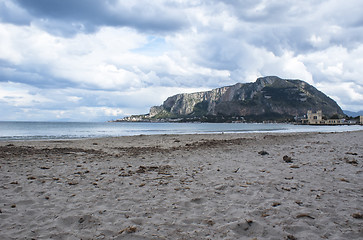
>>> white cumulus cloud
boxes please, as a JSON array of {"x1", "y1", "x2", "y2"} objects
[{"x1": 0, "y1": 0, "x2": 362, "y2": 121}]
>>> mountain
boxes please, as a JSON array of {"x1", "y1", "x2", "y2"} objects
[
  {"x1": 121, "y1": 76, "x2": 344, "y2": 122},
  {"x1": 343, "y1": 110, "x2": 363, "y2": 117}
]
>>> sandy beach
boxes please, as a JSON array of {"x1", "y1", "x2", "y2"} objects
[{"x1": 1, "y1": 131, "x2": 362, "y2": 240}]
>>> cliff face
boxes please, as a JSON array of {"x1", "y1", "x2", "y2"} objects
[{"x1": 149, "y1": 76, "x2": 343, "y2": 121}]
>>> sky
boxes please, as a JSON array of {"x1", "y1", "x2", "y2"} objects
[{"x1": 0, "y1": 0, "x2": 362, "y2": 121}]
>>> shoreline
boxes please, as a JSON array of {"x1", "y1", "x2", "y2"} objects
[
  {"x1": 1, "y1": 131, "x2": 362, "y2": 239},
  {"x1": 0, "y1": 121, "x2": 362, "y2": 142},
  {"x1": 1, "y1": 127, "x2": 362, "y2": 143},
  {"x1": 1, "y1": 129, "x2": 362, "y2": 144}
]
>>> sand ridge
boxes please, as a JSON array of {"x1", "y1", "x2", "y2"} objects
[{"x1": 0, "y1": 131, "x2": 362, "y2": 239}]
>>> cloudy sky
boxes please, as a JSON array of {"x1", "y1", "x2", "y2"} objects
[{"x1": 0, "y1": 0, "x2": 362, "y2": 121}]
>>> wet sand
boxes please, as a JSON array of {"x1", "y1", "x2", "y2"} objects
[{"x1": 1, "y1": 131, "x2": 362, "y2": 239}]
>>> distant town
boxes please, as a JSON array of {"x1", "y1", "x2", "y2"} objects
[
  {"x1": 114, "y1": 110, "x2": 363, "y2": 125},
  {"x1": 300, "y1": 110, "x2": 363, "y2": 125}
]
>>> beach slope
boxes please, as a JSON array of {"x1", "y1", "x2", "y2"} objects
[{"x1": 1, "y1": 131, "x2": 362, "y2": 239}]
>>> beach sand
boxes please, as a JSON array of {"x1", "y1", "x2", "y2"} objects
[{"x1": 0, "y1": 131, "x2": 362, "y2": 239}]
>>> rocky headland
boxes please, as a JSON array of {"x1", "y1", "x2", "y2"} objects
[{"x1": 117, "y1": 76, "x2": 343, "y2": 123}]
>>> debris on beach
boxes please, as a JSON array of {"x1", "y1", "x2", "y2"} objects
[
  {"x1": 296, "y1": 213, "x2": 315, "y2": 219},
  {"x1": 258, "y1": 150, "x2": 269, "y2": 155},
  {"x1": 339, "y1": 178, "x2": 350, "y2": 183},
  {"x1": 345, "y1": 158, "x2": 358, "y2": 165},
  {"x1": 272, "y1": 202, "x2": 281, "y2": 207},
  {"x1": 286, "y1": 235, "x2": 297, "y2": 240},
  {"x1": 352, "y1": 213, "x2": 363, "y2": 219},
  {"x1": 345, "y1": 152, "x2": 358, "y2": 155},
  {"x1": 204, "y1": 219, "x2": 215, "y2": 226},
  {"x1": 283, "y1": 155, "x2": 293, "y2": 163},
  {"x1": 290, "y1": 165, "x2": 300, "y2": 168},
  {"x1": 119, "y1": 226, "x2": 137, "y2": 234},
  {"x1": 67, "y1": 181, "x2": 79, "y2": 185}
]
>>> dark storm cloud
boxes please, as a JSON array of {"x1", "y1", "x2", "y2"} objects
[
  {"x1": 0, "y1": 60, "x2": 77, "y2": 89},
  {"x1": 0, "y1": 0, "x2": 31, "y2": 25},
  {"x1": 212, "y1": 0, "x2": 363, "y2": 54},
  {"x1": 217, "y1": 0, "x2": 302, "y2": 22},
  {"x1": 245, "y1": 26, "x2": 314, "y2": 55},
  {"x1": 13, "y1": 0, "x2": 187, "y2": 36},
  {"x1": 329, "y1": 27, "x2": 363, "y2": 50},
  {"x1": 221, "y1": 4, "x2": 319, "y2": 55}
]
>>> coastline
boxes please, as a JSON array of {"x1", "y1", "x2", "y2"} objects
[
  {"x1": 0, "y1": 121, "x2": 362, "y2": 142},
  {"x1": 1, "y1": 131, "x2": 362, "y2": 239}
]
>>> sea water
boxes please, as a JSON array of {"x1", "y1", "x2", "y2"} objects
[{"x1": 0, "y1": 121, "x2": 361, "y2": 141}]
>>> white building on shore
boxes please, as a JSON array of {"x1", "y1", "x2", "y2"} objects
[{"x1": 301, "y1": 110, "x2": 344, "y2": 125}]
